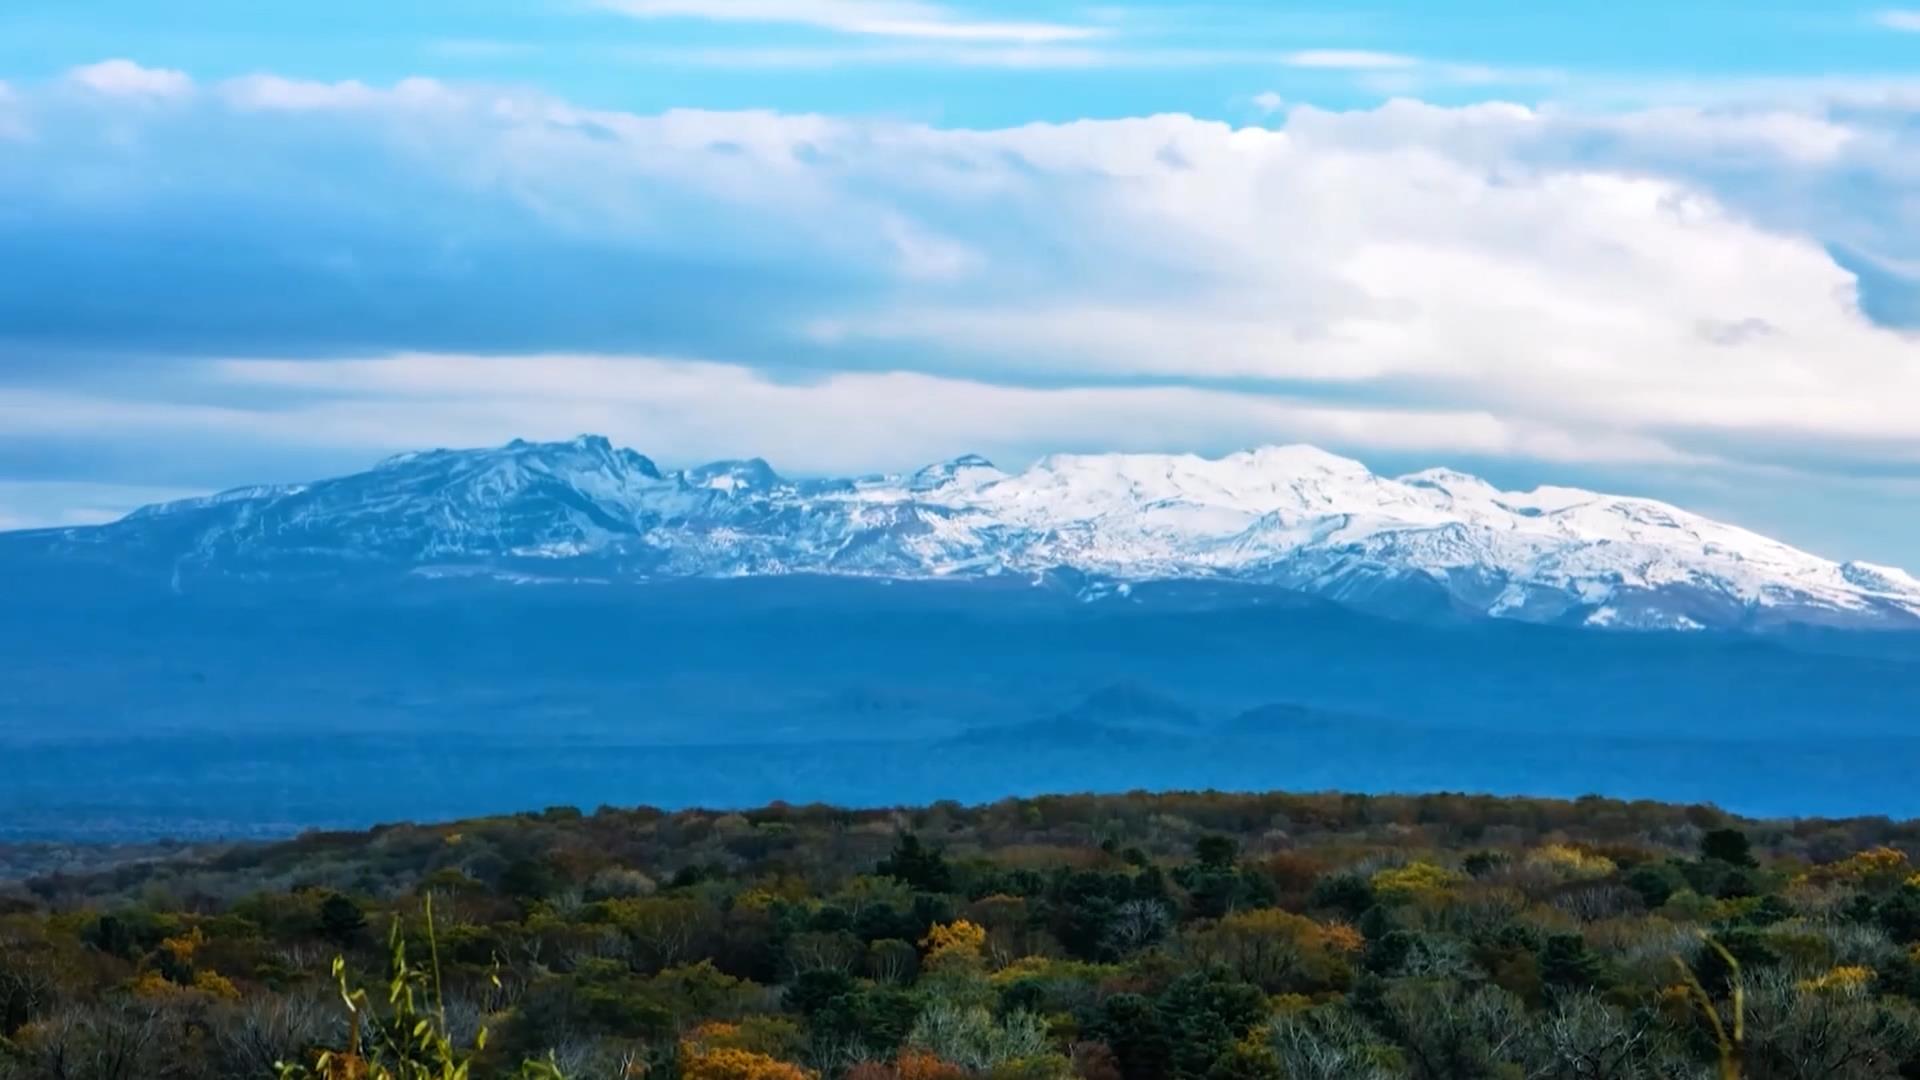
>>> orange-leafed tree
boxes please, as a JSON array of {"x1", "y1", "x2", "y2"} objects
[
  {"x1": 679, "y1": 1044, "x2": 819, "y2": 1080},
  {"x1": 1180, "y1": 907, "x2": 1354, "y2": 994},
  {"x1": 921, "y1": 919, "x2": 988, "y2": 971}
]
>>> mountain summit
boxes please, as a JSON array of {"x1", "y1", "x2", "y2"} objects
[{"x1": 12, "y1": 437, "x2": 1920, "y2": 632}]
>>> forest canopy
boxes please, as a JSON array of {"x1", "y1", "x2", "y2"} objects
[{"x1": 5, "y1": 790, "x2": 1920, "y2": 1078}]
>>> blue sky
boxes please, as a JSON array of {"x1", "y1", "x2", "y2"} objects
[
  {"x1": 7, "y1": 1, "x2": 1920, "y2": 123},
  {"x1": 0, "y1": 2, "x2": 1914, "y2": 134},
  {"x1": 3, "y1": 1, "x2": 1920, "y2": 566}
]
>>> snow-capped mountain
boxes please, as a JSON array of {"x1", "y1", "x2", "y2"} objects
[{"x1": 15, "y1": 435, "x2": 1920, "y2": 632}]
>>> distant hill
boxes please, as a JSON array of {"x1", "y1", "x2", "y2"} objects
[{"x1": 1, "y1": 574, "x2": 1918, "y2": 838}]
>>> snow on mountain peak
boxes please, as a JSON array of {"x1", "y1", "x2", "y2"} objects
[
  {"x1": 909, "y1": 454, "x2": 1006, "y2": 492},
  {"x1": 1236, "y1": 444, "x2": 1371, "y2": 474},
  {"x1": 1842, "y1": 561, "x2": 1920, "y2": 598},
  {"x1": 687, "y1": 458, "x2": 781, "y2": 494},
  {"x1": 44, "y1": 437, "x2": 1920, "y2": 631}
]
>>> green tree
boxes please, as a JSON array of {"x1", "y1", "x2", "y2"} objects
[
  {"x1": 1092, "y1": 993, "x2": 1172, "y2": 1080},
  {"x1": 1877, "y1": 883, "x2": 1920, "y2": 944},
  {"x1": 1156, "y1": 969, "x2": 1270, "y2": 1080},
  {"x1": 878, "y1": 834, "x2": 953, "y2": 894},
  {"x1": 1538, "y1": 934, "x2": 1607, "y2": 996},
  {"x1": 316, "y1": 893, "x2": 368, "y2": 946},
  {"x1": 1624, "y1": 862, "x2": 1688, "y2": 909},
  {"x1": 1205, "y1": 1041, "x2": 1282, "y2": 1080},
  {"x1": 1194, "y1": 836, "x2": 1239, "y2": 871},
  {"x1": 1700, "y1": 829, "x2": 1756, "y2": 868}
]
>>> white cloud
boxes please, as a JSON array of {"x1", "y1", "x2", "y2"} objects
[
  {"x1": 1563, "y1": 104, "x2": 1857, "y2": 163},
  {"x1": 219, "y1": 74, "x2": 456, "y2": 111},
  {"x1": 1876, "y1": 9, "x2": 1920, "y2": 30},
  {"x1": 1251, "y1": 90, "x2": 1285, "y2": 114},
  {"x1": 0, "y1": 354, "x2": 1688, "y2": 476},
  {"x1": 478, "y1": 104, "x2": 1915, "y2": 459},
  {"x1": 427, "y1": 39, "x2": 540, "y2": 59},
  {"x1": 1273, "y1": 97, "x2": 1862, "y2": 171},
  {"x1": 65, "y1": 59, "x2": 193, "y2": 100},
  {"x1": 601, "y1": 0, "x2": 1101, "y2": 43},
  {"x1": 880, "y1": 212, "x2": 979, "y2": 280},
  {"x1": 1282, "y1": 49, "x2": 1419, "y2": 70},
  {"x1": 13, "y1": 67, "x2": 1920, "y2": 485}
]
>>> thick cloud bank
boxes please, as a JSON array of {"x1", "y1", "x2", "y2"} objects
[{"x1": 2, "y1": 62, "x2": 1918, "y2": 558}]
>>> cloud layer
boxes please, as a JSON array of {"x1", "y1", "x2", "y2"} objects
[{"x1": 2, "y1": 60, "x2": 1920, "y2": 561}]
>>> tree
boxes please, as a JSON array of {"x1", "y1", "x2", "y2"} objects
[
  {"x1": 878, "y1": 835, "x2": 953, "y2": 893},
  {"x1": 1195, "y1": 836, "x2": 1239, "y2": 871},
  {"x1": 1538, "y1": 933, "x2": 1608, "y2": 996},
  {"x1": 1154, "y1": 969, "x2": 1271, "y2": 1080},
  {"x1": 1741, "y1": 970, "x2": 1920, "y2": 1079},
  {"x1": 601, "y1": 895, "x2": 721, "y2": 970},
  {"x1": 1307, "y1": 874, "x2": 1376, "y2": 920},
  {"x1": 0, "y1": 954, "x2": 54, "y2": 1037},
  {"x1": 1043, "y1": 867, "x2": 1168, "y2": 960},
  {"x1": 1205, "y1": 1039, "x2": 1283, "y2": 1080},
  {"x1": 80, "y1": 910, "x2": 167, "y2": 960},
  {"x1": 1700, "y1": 829, "x2": 1757, "y2": 869},
  {"x1": 785, "y1": 930, "x2": 864, "y2": 976},
  {"x1": 1178, "y1": 841, "x2": 1271, "y2": 921},
  {"x1": 500, "y1": 857, "x2": 560, "y2": 900},
  {"x1": 1369, "y1": 863, "x2": 1463, "y2": 905},
  {"x1": 1091, "y1": 993, "x2": 1172, "y2": 1080},
  {"x1": 6, "y1": 1003, "x2": 170, "y2": 1080},
  {"x1": 904, "y1": 1001, "x2": 1051, "y2": 1072},
  {"x1": 1375, "y1": 980, "x2": 1529, "y2": 1080},
  {"x1": 809, "y1": 982, "x2": 921, "y2": 1056},
  {"x1": 1102, "y1": 899, "x2": 1172, "y2": 958},
  {"x1": 785, "y1": 968, "x2": 857, "y2": 1018},
  {"x1": 1517, "y1": 994, "x2": 1691, "y2": 1080},
  {"x1": 921, "y1": 919, "x2": 987, "y2": 972},
  {"x1": 681, "y1": 1045, "x2": 819, "y2": 1080},
  {"x1": 1624, "y1": 862, "x2": 1688, "y2": 909},
  {"x1": 316, "y1": 893, "x2": 368, "y2": 946},
  {"x1": 210, "y1": 995, "x2": 334, "y2": 1078},
  {"x1": 1266, "y1": 1008, "x2": 1397, "y2": 1080},
  {"x1": 1181, "y1": 909, "x2": 1352, "y2": 995},
  {"x1": 1875, "y1": 883, "x2": 1920, "y2": 944},
  {"x1": 866, "y1": 938, "x2": 919, "y2": 984}
]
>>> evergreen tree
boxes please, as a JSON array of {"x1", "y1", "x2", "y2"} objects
[
  {"x1": 878, "y1": 833, "x2": 954, "y2": 893},
  {"x1": 317, "y1": 893, "x2": 368, "y2": 945},
  {"x1": 1700, "y1": 828, "x2": 1756, "y2": 868}
]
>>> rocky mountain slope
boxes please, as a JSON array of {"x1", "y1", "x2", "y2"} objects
[{"x1": 12, "y1": 435, "x2": 1920, "y2": 631}]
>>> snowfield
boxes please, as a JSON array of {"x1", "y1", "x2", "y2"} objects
[{"x1": 43, "y1": 436, "x2": 1920, "y2": 632}]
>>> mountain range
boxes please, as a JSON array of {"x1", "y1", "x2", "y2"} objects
[
  {"x1": 10, "y1": 438, "x2": 1920, "y2": 836},
  {"x1": 9, "y1": 434, "x2": 1920, "y2": 633}
]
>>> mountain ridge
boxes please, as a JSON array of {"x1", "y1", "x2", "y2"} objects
[{"x1": 11, "y1": 435, "x2": 1920, "y2": 633}]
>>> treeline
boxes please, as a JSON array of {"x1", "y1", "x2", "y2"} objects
[{"x1": 4, "y1": 790, "x2": 1920, "y2": 1077}]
